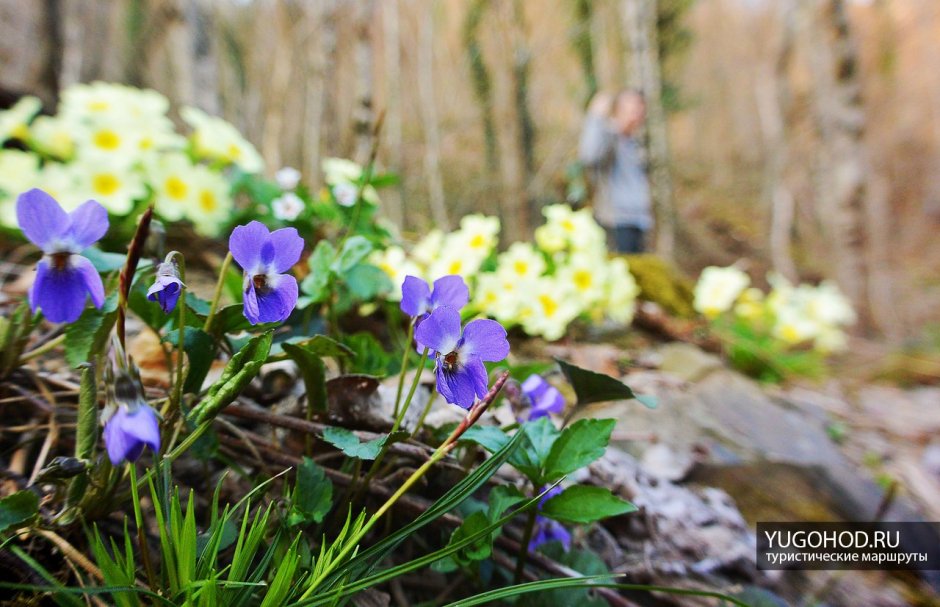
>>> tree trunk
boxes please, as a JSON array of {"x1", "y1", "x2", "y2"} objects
[
  {"x1": 353, "y1": 0, "x2": 376, "y2": 165},
  {"x1": 417, "y1": 1, "x2": 449, "y2": 229},
  {"x1": 804, "y1": 0, "x2": 873, "y2": 330},
  {"x1": 623, "y1": 0, "x2": 677, "y2": 260},
  {"x1": 463, "y1": 0, "x2": 500, "y2": 175},
  {"x1": 381, "y1": 0, "x2": 405, "y2": 228},
  {"x1": 755, "y1": 1, "x2": 797, "y2": 281},
  {"x1": 571, "y1": 0, "x2": 598, "y2": 107},
  {"x1": 303, "y1": 0, "x2": 333, "y2": 192},
  {"x1": 261, "y1": 1, "x2": 293, "y2": 172}
]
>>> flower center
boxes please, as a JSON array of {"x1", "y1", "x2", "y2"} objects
[
  {"x1": 252, "y1": 274, "x2": 268, "y2": 292},
  {"x1": 539, "y1": 294, "x2": 558, "y2": 318},
  {"x1": 51, "y1": 252, "x2": 71, "y2": 271},
  {"x1": 573, "y1": 270, "x2": 592, "y2": 290},
  {"x1": 92, "y1": 173, "x2": 120, "y2": 196},
  {"x1": 470, "y1": 234, "x2": 485, "y2": 248},
  {"x1": 442, "y1": 351, "x2": 460, "y2": 373},
  {"x1": 199, "y1": 190, "x2": 217, "y2": 212},
  {"x1": 514, "y1": 261, "x2": 528, "y2": 275},
  {"x1": 93, "y1": 129, "x2": 121, "y2": 150},
  {"x1": 165, "y1": 177, "x2": 188, "y2": 200}
]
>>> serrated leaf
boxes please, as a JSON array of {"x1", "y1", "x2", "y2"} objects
[
  {"x1": 542, "y1": 418, "x2": 615, "y2": 482},
  {"x1": 64, "y1": 294, "x2": 118, "y2": 367},
  {"x1": 331, "y1": 236, "x2": 372, "y2": 274},
  {"x1": 190, "y1": 331, "x2": 273, "y2": 424},
  {"x1": 0, "y1": 490, "x2": 39, "y2": 533},
  {"x1": 321, "y1": 427, "x2": 407, "y2": 461},
  {"x1": 541, "y1": 485, "x2": 636, "y2": 524},
  {"x1": 289, "y1": 457, "x2": 333, "y2": 526},
  {"x1": 555, "y1": 358, "x2": 655, "y2": 408}
]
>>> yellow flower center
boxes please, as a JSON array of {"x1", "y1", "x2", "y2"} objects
[
  {"x1": 165, "y1": 177, "x2": 188, "y2": 200},
  {"x1": 513, "y1": 261, "x2": 529, "y2": 275},
  {"x1": 470, "y1": 234, "x2": 486, "y2": 248},
  {"x1": 199, "y1": 190, "x2": 217, "y2": 212},
  {"x1": 779, "y1": 324, "x2": 801, "y2": 343},
  {"x1": 88, "y1": 100, "x2": 109, "y2": 112},
  {"x1": 92, "y1": 173, "x2": 120, "y2": 196},
  {"x1": 573, "y1": 270, "x2": 592, "y2": 291},
  {"x1": 539, "y1": 294, "x2": 558, "y2": 318},
  {"x1": 227, "y1": 143, "x2": 242, "y2": 159},
  {"x1": 448, "y1": 260, "x2": 462, "y2": 274},
  {"x1": 561, "y1": 219, "x2": 575, "y2": 232},
  {"x1": 93, "y1": 129, "x2": 121, "y2": 151}
]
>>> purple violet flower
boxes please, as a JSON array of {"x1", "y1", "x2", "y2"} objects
[
  {"x1": 400, "y1": 274, "x2": 469, "y2": 320},
  {"x1": 521, "y1": 374, "x2": 565, "y2": 421},
  {"x1": 103, "y1": 403, "x2": 161, "y2": 465},
  {"x1": 147, "y1": 260, "x2": 184, "y2": 314},
  {"x1": 529, "y1": 485, "x2": 572, "y2": 551},
  {"x1": 414, "y1": 306, "x2": 509, "y2": 409},
  {"x1": 16, "y1": 189, "x2": 107, "y2": 323},
  {"x1": 229, "y1": 221, "x2": 304, "y2": 324},
  {"x1": 102, "y1": 370, "x2": 160, "y2": 466}
]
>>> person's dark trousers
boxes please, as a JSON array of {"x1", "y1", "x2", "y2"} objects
[{"x1": 607, "y1": 225, "x2": 646, "y2": 253}]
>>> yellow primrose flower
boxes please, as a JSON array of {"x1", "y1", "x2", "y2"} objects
[
  {"x1": 519, "y1": 277, "x2": 583, "y2": 341},
  {"x1": 693, "y1": 265, "x2": 751, "y2": 318},
  {"x1": 181, "y1": 106, "x2": 263, "y2": 174},
  {"x1": 496, "y1": 242, "x2": 546, "y2": 283},
  {"x1": 71, "y1": 159, "x2": 147, "y2": 215},
  {"x1": 0, "y1": 151, "x2": 42, "y2": 227},
  {"x1": 28, "y1": 116, "x2": 74, "y2": 160},
  {"x1": 370, "y1": 246, "x2": 421, "y2": 301},
  {"x1": 604, "y1": 257, "x2": 640, "y2": 324},
  {"x1": 184, "y1": 166, "x2": 233, "y2": 236},
  {"x1": 0, "y1": 96, "x2": 42, "y2": 145}
]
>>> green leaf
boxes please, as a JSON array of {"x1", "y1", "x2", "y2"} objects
[
  {"x1": 0, "y1": 490, "x2": 39, "y2": 533},
  {"x1": 275, "y1": 334, "x2": 353, "y2": 361},
  {"x1": 81, "y1": 247, "x2": 129, "y2": 273},
  {"x1": 64, "y1": 294, "x2": 118, "y2": 367},
  {"x1": 321, "y1": 427, "x2": 407, "y2": 461},
  {"x1": 555, "y1": 358, "x2": 655, "y2": 408},
  {"x1": 282, "y1": 343, "x2": 327, "y2": 415},
  {"x1": 432, "y1": 511, "x2": 493, "y2": 571},
  {"x1": 190, "y1": 331, "x2": 273, "y2": 424},
  {"x1": 486, "y1": 485, "x2": 526, "y2": 522},
  {"x1": 185, "y1": 292, "x2": 211, "y2": 317},
  {"x1": 541, "y1": 485, "x2": 636, "y2": 524},
  {"x1": 342, "y1": 332, "x2": 400, "y2": 376},
  {"x1": 289, "y1": 457, "x2": 333, "y2": 525},
  {"x1": 459, "y1": 426, "x2": 510, "y2": 454},
  {"x1": 542, "y1": 418, "x2": 615, "y2": 482},
  {"x1": 301, "y1": 240, "x2": 336, "y2": 305},
  {"x1": 344, "y1": 263, "x2": 392, "y2": 300},
  {"x1": 65, "y1": 366, "x2": 98, "y2": 508},
  {"x1": 163, "y1": 327, "x2": 216, "y2": 394},
  {"x1": 331, "y1": 235, "x2": 372, "y2": 274}
]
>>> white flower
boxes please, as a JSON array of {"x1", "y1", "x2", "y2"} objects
[
  {"x1": 322, "y1": 157, "x2": 379, "y2": 203},
  {"x1": 181, "y1": 106, "x2": 264, "y2": 174},
  {"x1": 272, "y1": 192, "x2": 304, "y2": 221},
  {"x1": 474, "y1": 272, "x2": 526, "y2": 324},
  {"x1": 557, "y1": 251, "x2": 609, "y2": 310},
  {"x1": 804, "y1": 281, "x2": 856, "y2": 327},
  {"x1": 332, "y1": 182, "x2": 358, "y2": 207},
  {"x1": 772, "y1": 306, "x2": 820, "y2": 345},
  {"x1": 693, "y1": 266, "x2": 751, "y2": 318},
  {"x1": 452, "y1": 214, "x2": 501, "y2": 256},
  {"x1": 275, "y1": 166, "x2": 302, "y2": 190}
]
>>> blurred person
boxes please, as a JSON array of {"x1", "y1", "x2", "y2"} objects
[{"x1": 579, "y1": 89, "x2": 652, "y2": 253}]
